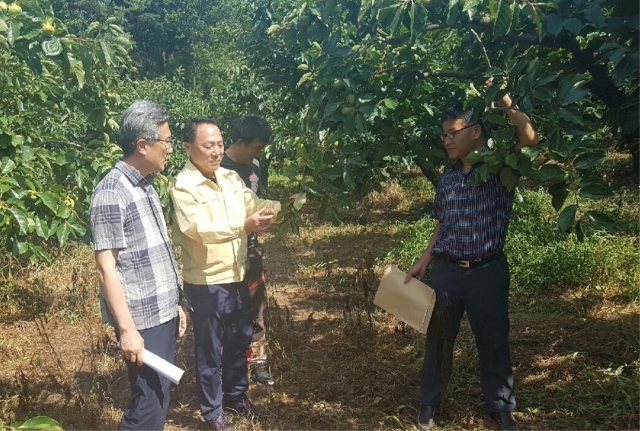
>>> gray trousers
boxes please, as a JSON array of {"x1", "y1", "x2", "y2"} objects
[{"x1": 420, "y1": 253, "x2": 516, "y2": 412}]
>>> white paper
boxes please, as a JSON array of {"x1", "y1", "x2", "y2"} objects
[
  {"x1": 117, "y1": 343, "x2": 185, "y2": 384},
  {"x1": 142, "y1": 349, "x2": 184, "y2": 384}
]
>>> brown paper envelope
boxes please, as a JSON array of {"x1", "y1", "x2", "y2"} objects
[{"x1": 374, "y1": 265, "x2": 436, "y2": 334}]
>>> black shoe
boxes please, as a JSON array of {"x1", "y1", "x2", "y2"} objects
[
  {"x1": 251, "y1": 365, "x2": 275, "y2": 386},
  {"x1": 206, "y1": 413, "x2": 234, "y2": 431},
  {"x1": 223, "y1": 394, "x2": 267, "y2": 417},
  {"x1": 490, "y1": 412, "x2": 520, "y2": 431},
  {"x1": 417, "y1": 404, "x2": 435, "y2": 431}
]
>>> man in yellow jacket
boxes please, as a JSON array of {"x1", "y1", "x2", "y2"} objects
[{"x1": 170, "y1": 118, "x2": 280, "y2": 431}]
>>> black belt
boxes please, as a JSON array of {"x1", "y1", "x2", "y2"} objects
[{"x1": 435, "y1": 253, "x2": 500, "y2": 269}]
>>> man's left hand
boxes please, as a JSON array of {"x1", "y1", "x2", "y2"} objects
[{"x1": 178, "y1": 306, "x2": 187, "y2": 338}]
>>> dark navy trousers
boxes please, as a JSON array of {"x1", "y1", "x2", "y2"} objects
[
  {"x1": 185, "y1": 281, "x2": 253, "y2": 422},
  {"x1": 420, "y1": 253, "x2": 516, "y2": 412},
  {"x1": 117, "y1": 317, "x2": 178, "y2": 430}
]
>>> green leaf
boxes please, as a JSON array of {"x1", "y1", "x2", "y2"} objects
[
  {"x1": 389, "y1": 5, "x2": 404, "y2": 36},
  {"x1": 505, "y1": 153, "x2": 518, "y2": 169},
  {"x1": 301, "y1": 183, "x2": 324, "y2": 197},
  {"x1": 575, "y1": 220, "x2": 584, "y2": 243},
  {"x1": 485, "y1": 114, "x2": 509, "y2": 127},
  {"x1": 557, "y1": 204, "x2": 576, "y2": 233},
  {"x1": 493, "y1": 0, "x2": 514, "y2": 40},
  {"x1": 579, "y1": 180, "x2": 613, "y2": 200},
  {"x1": 583, "y1": 4, "x2": 605, "y2": 28},
  {"x1": 39, "y1": 192, "x2": 60, "y2": 213},
  {"x1": 42, "y1": 37, "x2": 63, "y2": 56},
  {"x1": 560, "y1": 87, "x2": 589, "y2": 105},
  {"x1": 550, "y1": 186, "x2": 569, "y2": 212},
  {"x1": 7, "y1": 206, "x2": 28, "y2": 235},
  {"x1": 563, "y1": 18, "x2": 582, "y2": 35},
  {"x1": 56, "y1": 205, "x2": 72, "y2": 219},
  {"x1": 297, "y1": 72, "x2": 313, "y2": 87},
  {"x1": 499, "y1": 166, "x2": 519, "y2": 191},
  {"x1": 612, "y1": 55, "x2": 638, "y2": 87},
  {"x1": 538, "y1": 164, "x2": 566, "y2": 181},
  {"x1": 584, "y1": 211, "x2": 616, "y2": 230},
  {"x1": 558, "y1": 106, "x2": 583, "y2": 125},
  {"x1": 526, "y1": 4, "x2": 543, "y2": 41},
  {"x1": 21, "y1": 146, "x2": 34, "y2": 162},
  {"x1": 288, "y1": 217, "x2": 300, "y2": 236},
  {"x1": 323, "y1": 101, "x2": 341, "y2": 117},
  {"x1": 466, "y1": 150, "x2": 483, "y2": 165},
  {"x1": 573, "y1": 153, "x2": 605, "y2": 170},
  {"x1": 12, "y1": 240, "x2": 28, "y2": 256},
  {"x1": 34, "y1": 215, "x2": 49, "y2": 239},
  {"x1": 462, "y1": 0, "x2": 480, "y2": 11},
  {"x1": 545, "y1": 14, "x2": 563, "y2": 36},
  {"x1": 0, "y1": 19, "x2": 7, "y2": 33},
  {"x1": 293, "y1": 192, "x2": 307, "y2": 210},
  {"x1": 56, "y1": 222, "x2": 71, "y2": 247},
  {"x1": 17, "y1": 415, "x2": 64, "y2": 431},
  {"x1": 330, "y1": 207, "x2": 342, "y2": 225},
  {"x1": 1, "y1": 158, "x2": 15, "y2": 174},
  {"x1": 382, "y1": 98, "x2": 398, "y2": 110},
  {"x1": 67, "y1": 221, "x2": 86, "y2": 236}
]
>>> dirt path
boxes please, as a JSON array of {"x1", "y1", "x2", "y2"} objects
[{"x1": 0, "y1": 216, "x2": 637, "y2": 430}]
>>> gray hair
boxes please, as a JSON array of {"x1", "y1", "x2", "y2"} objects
[{"x1": 119, "y1": 99, "x2": 169, "y2": 157}]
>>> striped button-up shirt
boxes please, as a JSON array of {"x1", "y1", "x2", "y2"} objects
[
  {"x1": 431, "y1": 160, "x2": 514, "y2": 261},
  {"x1": 90, "y1": 160, "x2": 181, "y2": 330}
]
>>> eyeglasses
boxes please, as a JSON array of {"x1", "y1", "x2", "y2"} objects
[
  {"x1": 442, "y1": 124, "x2": 477, "y2": 141},
  {"x1": 155, "y1": 138, "x2": 174, "y2": 149}
]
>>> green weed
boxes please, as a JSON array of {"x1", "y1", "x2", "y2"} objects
[{"x1": 384, "y1": 188, "x2": 639, "y2": 295}]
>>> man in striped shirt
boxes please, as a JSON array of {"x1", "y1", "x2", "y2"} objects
[
  {"x1": 405, "y1": 80, "x2": 538, "y2": 431},
  {"x1": 90, "y1": 100, "x2": 187, "y2": 430}
]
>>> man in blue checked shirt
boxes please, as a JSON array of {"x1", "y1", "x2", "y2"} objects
[
  {"x1": 90, "y1": 99, "x2": 188, "y2": 430},
  {"x1": 404, "y1": 79, "x2": 538, "y2": 431}
]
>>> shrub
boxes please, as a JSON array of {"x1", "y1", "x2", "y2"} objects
[{"x1": 384, "y1": 188, "x2": 639, "y2": 295}]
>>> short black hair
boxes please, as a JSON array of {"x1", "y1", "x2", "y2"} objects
[
  {"x1": 441, "y1": 105, "x2": 474, "y2": 125},
  {"x1": 231, "y1": 115, "x2": 272, "y2": 145},
  {"x1": 183, "y1": 118, "x2": 220, "y2": 143},
  {"x1": 441, "y1": 105, "x2": 488, "y2": 138}
]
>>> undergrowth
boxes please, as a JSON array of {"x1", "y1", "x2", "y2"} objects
[{"x1": 384, "y1": 187, "x2": 639, "y2": 295}]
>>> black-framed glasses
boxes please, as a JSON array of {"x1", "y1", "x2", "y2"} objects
[
  {"x1": 156, "y1": 138, "x2": 174, "y2": 149},
  {"x1": 442, "y1": 124, "x2": 477, "y2": 141}
]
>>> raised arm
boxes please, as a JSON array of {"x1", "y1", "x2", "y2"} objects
[{"x1": 488, "y1": 78, "x2": 539, "y2": 152}]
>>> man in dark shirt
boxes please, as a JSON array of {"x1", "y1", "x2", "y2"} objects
[
  {"x1": 405, "y1": 80, "x2": 538, "y2": 431},
  {"x1": 221, "y1": 115, "x2": 275, "y2": 386}
]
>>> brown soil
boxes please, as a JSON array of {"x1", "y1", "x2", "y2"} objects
[{"x1": 0, "y1": 183, "x2": 638, "y2": 431}]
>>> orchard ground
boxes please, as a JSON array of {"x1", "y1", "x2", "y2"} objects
[{"x1": 0, "y1": 155, "x2": 638, "y2": 431}]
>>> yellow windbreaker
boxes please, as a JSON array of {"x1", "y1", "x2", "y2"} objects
[{"x1": 170, "y1": 160, "x2": 280, "y2": 285}]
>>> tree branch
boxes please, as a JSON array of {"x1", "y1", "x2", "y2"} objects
[
  {"x1": 422, "y1": 67, "x2": 484, "y2": 79},
  {"x1": 380, "y1": 23, "x2": 449, "y2": 45},
  {"x1": 465, "y1": 18, "x2": 628, "y2": 110},
  {"x1": 470, "y1": 28, "x2": 492, "y2": 68}
]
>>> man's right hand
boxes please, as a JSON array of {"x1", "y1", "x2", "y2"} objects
[
  {"x1": 404, "y1": 259, "x2": 430, "y2": 283},
  {"x1": 119, "y1": 328, "x2": 144, "y2": 366},
  {"x1": 245, "y1": 208, "x2": 275, "y2": 233}
]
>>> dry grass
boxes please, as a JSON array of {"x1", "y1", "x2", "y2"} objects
[{"x1": 0, "y1": 179, "x2": 638, "y2": 430}]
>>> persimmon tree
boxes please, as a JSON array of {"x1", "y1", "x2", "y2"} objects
[
  {"x1": 249, "y1": 0, "x2": 638, "y2": 236},
  {"x1": 0, "y1": 0, "x2": 132, "y2": 261}
]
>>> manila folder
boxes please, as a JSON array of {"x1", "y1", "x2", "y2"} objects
[{"x1": 374, "y1": 265, "x2": 436, "y2": 334}]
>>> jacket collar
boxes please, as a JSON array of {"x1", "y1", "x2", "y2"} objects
[{"x1": 178, "y1": 159, "x2": 234, "y2": 188}]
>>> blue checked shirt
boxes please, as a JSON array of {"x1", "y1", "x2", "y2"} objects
[
  {"x1": 431, "y1": 160, "x2": 514, "y2": 261},
  {"x1": 90, "y1": 160, "x2": 181, "y2": 330}
]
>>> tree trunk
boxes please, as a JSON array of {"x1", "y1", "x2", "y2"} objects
[{"x1": 414, "y1": 157, "x2": 440, "y2": 188}]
